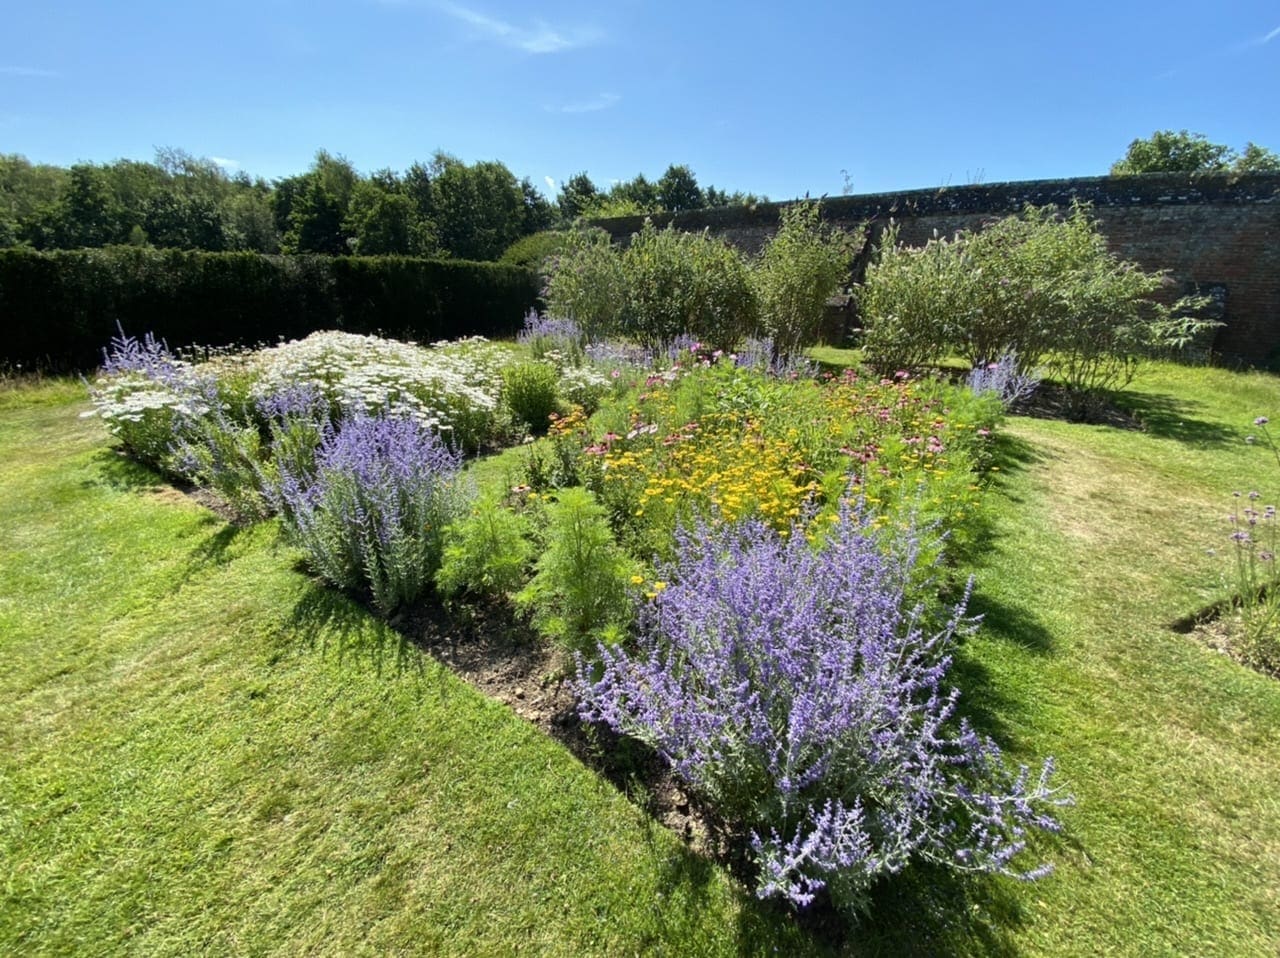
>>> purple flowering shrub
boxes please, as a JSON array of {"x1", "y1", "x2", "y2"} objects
[
  {"x1": 574, "y1": 505, "x2": 1067, "y2": 917},
  {"x1": 278, "y1": 412, "x2": 470, "y2": 614},
  {"x1": 87, "y1": 326, "x2": 212, "y2": 466},
  {"x1": 517, "y1": 311, "x2": 586, "y2": 365},
  {"x1": 966, "y1": 354, "x2": 1040, "y2": 410}
]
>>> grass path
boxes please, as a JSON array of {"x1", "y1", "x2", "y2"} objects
[
  {"x1": 947, "y1": 366, "x2": 1280, "y2": 956},
  {"x1": 2, "y1": 364, "x2": 1279, "y2": 955}
]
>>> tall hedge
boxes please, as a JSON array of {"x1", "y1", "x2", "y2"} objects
[{"x1": 0, "y1": 247, "x2": 540, "y2": 370}]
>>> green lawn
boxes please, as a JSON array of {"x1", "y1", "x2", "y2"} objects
[{"x1": 2, "y1": 363, "x2": 1279, "y2": 955}]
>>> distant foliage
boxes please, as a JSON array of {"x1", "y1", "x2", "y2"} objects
[
  {"x1": 277, "y1": 413, "x2": 469, "y2": 614},
  {"x1": 575, "y1": 507, "x2": 1067, "y2": 916},
  {"x1": 1111, "y1": 130, "x2": 1280, "y2": 176},
  {"x1": 500, "y1": 230, "x2": 575, "y2": 269}
]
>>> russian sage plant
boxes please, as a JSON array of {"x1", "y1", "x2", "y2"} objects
[
  {"x1": 1223, "y1": 417, "x2": 1280, "y2": 673},
  {"x1": 278, "y1": 412, "x2": 469, "y2": 614},
  {"x1": 966, "y1": 354, "x2": 1040, "y2": 409},
  {"x1": 87, "y1": 326, "x2": 210, "y2": 466},
  {"x1": 517, "y1": 311, "x2": 586, "y2": 365},
  {"x1": 574, "y1": 505, "x2": 1067, "y2": 917}
]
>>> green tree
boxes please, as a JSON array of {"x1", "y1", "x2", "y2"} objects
[
  {"x1": 281, "y1": 151, "x2": 358, "y2": 254},
  {"x1": 1234, "y1": 142, "x2": 1280, "y2": 174},
  {"x1": 656, "y1": 164, "x2": 704, "y2": 213},
  {"x1": 50, "y1": 164, "x2": 128, "y2": 247},
  {"x1": 519, "y1": 176, "x2": 556, "y2": 235},
  {"x1": 557, "y1": 172, "x2": 598, "y2": 221},
  {"x1": 0, "y1": 154, "x2": 67, "y2": 247},
  {"x1": 429, "y1": 153, "x2": 525, "y2": 261},
  {"x1": 346, "y1": 180, "x2": 418, "y2": 255},
  {"x1": 1111, "y1": 130, "x2": 1233, "y2": 174},
  {"x1": 1111, "y1": 130, "x2": 1280, "y2": 175},
  {"x1": 609, "y1": 173, "x2": 660, "y2": 213}
]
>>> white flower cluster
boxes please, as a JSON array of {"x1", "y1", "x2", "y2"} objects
[{"x1": 246, "y1": 331, "x2": 509, "y2": 440}]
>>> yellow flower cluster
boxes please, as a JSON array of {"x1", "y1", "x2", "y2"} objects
[{"x1": 602, "y1": 417, "x2": 819, "y2": 535}]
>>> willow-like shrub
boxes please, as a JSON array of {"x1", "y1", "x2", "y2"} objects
[{"x1": 574, "y1": 505, "x2": 1068, "y2": 917}]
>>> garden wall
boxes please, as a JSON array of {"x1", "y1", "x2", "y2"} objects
[{"x1": 592, "y1": 173, "x2": 1280, "y2": 367}]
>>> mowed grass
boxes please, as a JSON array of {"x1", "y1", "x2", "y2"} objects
[
  {"x1": 0, "y1": 386, "x2": 813, "y2": 956},
  {"x1": 2, "y1": 362, "x2": 1279, "y2": 955}
]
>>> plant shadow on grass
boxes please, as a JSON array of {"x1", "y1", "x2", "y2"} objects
[
  {"x1": 85, "y1": 447, "x2": 167, "y2": 492},
  {"x1": 1107, "y1": 389, "x2": 1241, "y2": 448},
  {"x1": 288, "y1": 581, "x2": 424, "y2": 680}
]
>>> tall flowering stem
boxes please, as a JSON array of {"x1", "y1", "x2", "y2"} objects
[{"x1": 574, "y1": 504, "x2": 1067, "y2": 916}]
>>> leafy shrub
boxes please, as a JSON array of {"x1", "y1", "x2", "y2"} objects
[
  {"x1": 500, "y1": 230, "x2": 575, "y2": 268},
  {"x1": 753, "y1": 200, "x2": 856, "y2": 357},
  {"x1": 278, "y1": 412, "x2": 469, "y2": 614},
  {"x1": 857, "y1": 223, "x2": 967, "y2": 374},
  {"x1": 575, "y1": 506, "x2": 1067, "y2": 917},
  {"x1": 437, "y1": 494, "x2": 535, "y2": 600},
  {"x1": 514, "y1": 487, "x2": 640, "y2": 652},
  {"x1": 540, "y1": 228, "x2": 628, "y2": 343},
  {"x1": 502, "y1": 361, "x2": 561, "y2": 434},
  {"x1": 858, "y1": 204, "x2": 1218, "y2": 417},
  {"x1": 619, "y1": 221, "x2": 758, "y2": 351}
]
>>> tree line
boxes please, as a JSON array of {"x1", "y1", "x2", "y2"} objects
[{"x1": 0, "y1": 149, "x2": 763, "y2": 261}]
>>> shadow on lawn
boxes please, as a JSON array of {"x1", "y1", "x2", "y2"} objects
[
  {"x1": 86, "y1": 447, "x2": 166, "y2": 492},
  {"x1": 288, "y1": 582, "x2": 423, "y2": 679},
  {"x1": 1109, "y1": 390, "x2": 1240, "y2": 448}
]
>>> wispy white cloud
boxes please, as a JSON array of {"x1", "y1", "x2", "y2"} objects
[
  {"x1": 432, "y1": 2, "x2": 601, "y2": 54},
  {"x1": 546, "y1": 92, "x2": 620, "y2": 114},
  {"x1": 0, "y1": 65, "x2": 60, "y2": 78},
  {"x1": 210, "y1": 156, "x2": 240, "y2": 170},
  {"x1": 544, "y1": 175, "x2": 557, "y2": 191},
  {"x1": 1233, "y1": 24, "x2": 1280, "y2": 51}
]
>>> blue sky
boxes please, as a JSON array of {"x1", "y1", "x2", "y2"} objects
[{"x1": 2, "y1": 0, "x2": 1277, "y2": 199}]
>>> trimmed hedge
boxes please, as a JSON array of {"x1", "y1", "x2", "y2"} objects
[{"x1": 0, "y1": 247, "x2": 540, "y2": 370}]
